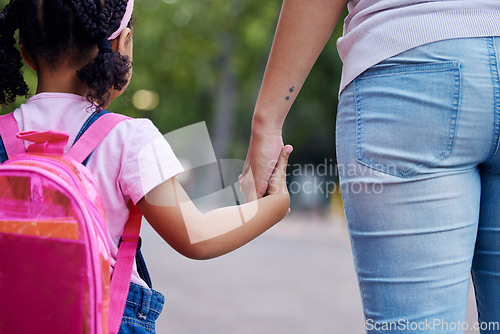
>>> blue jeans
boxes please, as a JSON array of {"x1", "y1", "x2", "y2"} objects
[
  {"x1": 118, "y1": 283, "x2": 165, "y2": 334},
  {"x1": 336, "y1": 37, "x2": 500, "y2": 333}
]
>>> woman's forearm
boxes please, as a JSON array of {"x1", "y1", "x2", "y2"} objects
[{"x1": 253, "y1": 0, "x2": 348, "y2": 133}]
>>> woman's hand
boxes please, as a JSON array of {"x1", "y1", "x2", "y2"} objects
[{"x1": 239, "y1": 130, "x2": 284, "y2": 201}]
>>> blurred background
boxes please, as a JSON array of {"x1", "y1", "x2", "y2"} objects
[
  {"x1": 0, "y1": 0, "x2": 345, "y2": 216},
  {"x1": 0, "y1": 0, "x2": 481, "y2": 332}
]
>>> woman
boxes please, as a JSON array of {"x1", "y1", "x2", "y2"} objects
[{"x1": 240, "y1": 1, "x2": 500, "y2": 332}]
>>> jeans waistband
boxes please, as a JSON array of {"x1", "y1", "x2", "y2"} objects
[{"x1": 123, "y1": 283, "x2": 165, "y2": 322}]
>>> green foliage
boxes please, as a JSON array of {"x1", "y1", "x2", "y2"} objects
[{"x1": 121, "y1": 0, "x2": 284, "y2": 139}]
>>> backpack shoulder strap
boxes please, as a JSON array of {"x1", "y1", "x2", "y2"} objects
[
  {"x1": 66, "y1": 112, "x2": 129, "y2": 164},
  {"x1": 108, "y1": 205, "x2": 142, "y2": 334},
  {"x1": 0, "y1": 113, "x2": 26, "y2": 160},
  {"x1": 68, "y1": 111, "x2": 142, "y2": 333}
]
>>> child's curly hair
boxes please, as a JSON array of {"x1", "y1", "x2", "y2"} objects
[{"x1": 0, "y1": 0, "x2": 132, "y2": 108}]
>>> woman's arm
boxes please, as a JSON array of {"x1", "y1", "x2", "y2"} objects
[
  {"x1": 240, "y1": 0, "x2": 348, "y2": 200},
  {"x1": 138, "y1": 145, "x2": 292, "y2": 260}
]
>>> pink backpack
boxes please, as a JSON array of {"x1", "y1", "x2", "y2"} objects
[{"x1": 0, "y1": 112, "x2": 141, "y2": 334}]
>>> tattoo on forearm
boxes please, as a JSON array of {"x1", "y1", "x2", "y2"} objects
[{"x1": 285, "y1": 86, "x2": 295, "y2": 101}]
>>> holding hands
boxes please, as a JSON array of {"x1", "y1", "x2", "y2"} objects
[{"x1": 240, "y1": 130, "x2": 286, "y2": 201}]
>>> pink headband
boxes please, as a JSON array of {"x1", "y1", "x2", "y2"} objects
[{"x1": 108, "y1": 0, "x2": 134, "y2": 40}]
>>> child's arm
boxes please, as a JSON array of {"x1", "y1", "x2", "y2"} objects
[{"x1": 137, "y1": 145, "x2": 293, "y2": 260}]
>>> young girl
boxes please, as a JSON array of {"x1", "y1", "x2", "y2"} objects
[{"x1": 0, "y1": 0, "x2": 292, "y2": 332}]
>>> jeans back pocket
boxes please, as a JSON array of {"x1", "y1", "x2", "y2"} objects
[{"x1": 354, "y1": 61, "x2": 461, "y2": 178}]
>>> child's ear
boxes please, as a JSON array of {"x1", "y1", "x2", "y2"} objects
[
  {"x1": 111, "y1": 27, "x2": 132, "y2": 57},
  {"x1": 20, "y1": 45, "x2": 37, "y2": 73}
]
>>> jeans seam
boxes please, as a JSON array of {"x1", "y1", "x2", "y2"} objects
[
  {"x1": 125, "y1": 300, "x2": 162, "y2": 316},
  {"x1": 126, "y1": 300, "x2": 141, "y2": 307},
  {"x1": 358, "y1": 61, "x2": 460, "y2": 79},
  {"x1": 447, "y1": 61, "x2": 461, "y2": 159},
  {"x1": 354, "y1": 78, "x2": 363, "y2": 170},
  {"x1": 121, "y1": 317, "x2": 155, "y2": 329},
  {"x1": 138, "y1": 288, "x2": 152, "y2": 320},
  {"x1": 484, "y1": 37, "x2": 500, "y2": 163}
]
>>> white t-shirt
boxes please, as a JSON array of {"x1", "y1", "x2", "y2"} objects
[{"x1": 13, "y1": 92, "x2": 184, "y2": 287}]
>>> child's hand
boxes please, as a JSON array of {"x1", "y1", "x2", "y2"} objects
[{"x1": 266, "y1": 145, "x2": 293, "y2": 196}]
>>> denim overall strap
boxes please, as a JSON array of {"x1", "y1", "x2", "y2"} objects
[
  {"x1": 0, "y1": 113, "x2": 25, "y2": 162},
  {"x1": 134, "y1": 238, "x2": 153, "y2": 289},
  {"x1": 71, "y1": 110, "x2": 110, "y2": 166},
  {"x1": 0, "y1": 135, "x2": 7, "y2": 164}
]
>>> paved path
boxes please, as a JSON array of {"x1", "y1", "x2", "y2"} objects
[{"x1": 141, "y1": 214, "x2": 479, "y2": 334}]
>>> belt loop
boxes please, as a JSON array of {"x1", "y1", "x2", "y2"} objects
[{"x1": 137, "y1": 287, "x2": 152, "y2": 320}]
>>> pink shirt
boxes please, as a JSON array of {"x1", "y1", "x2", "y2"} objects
[{"x1": 13, "y1": 93, "x2": 184, "y2": 287}]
